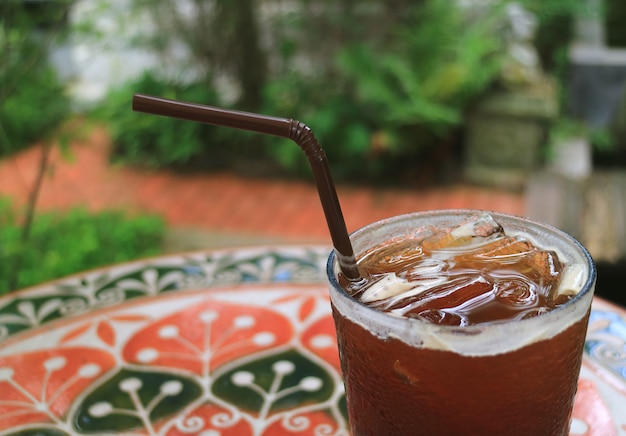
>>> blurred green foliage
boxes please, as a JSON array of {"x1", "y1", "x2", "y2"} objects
[
  {"x1": 94, "y1": 72, "x2": 272, "y2": 173},
  {"x1": 0, "y1": 1, "x2": 72, "y2": 156},
  {"x1": 94, "y1": 73, "x2": 222, "y2": 168},
  {"x1": 0, "y1": 198, "x2": 165, "y2": 295},
  {"x1": 340, "y1": 1, "x2": 502, "y2": 128},
  {"x1": 0, "y1": 0, "x2": 616, "y2": 294},
  {"x1": 93, "y1": 0, "x2": 623, "y2": 180},
  {"x1": 606, "y1": 0, "x2": 626, "y2": 48},
  {"x1": 3, "y1": 0, "x2": 614, "y2": 177},
  {"x1": 102, "y1": 0, "x2": 506, "y2": 183},
  {"x1": 258, "y1": 0, "x2": 504, "y2": 182}
]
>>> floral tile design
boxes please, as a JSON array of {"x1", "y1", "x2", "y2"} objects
[
  {"x1": 0, "y1": 245, "x2": 624, "y2": 435},
  {"x1": 586, "y1": 299, "x2": 626, "y2": 382},
  {"x1": 0, "y1": 285, "x2": 346, "y2": 435},
  {"x1": 0, "y1": 247, "x2": 328, "y2": 341}
]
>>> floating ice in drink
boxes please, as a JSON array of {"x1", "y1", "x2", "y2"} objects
[{"x1": 343, "y1": 212, "x2": 586, "y2": 326}]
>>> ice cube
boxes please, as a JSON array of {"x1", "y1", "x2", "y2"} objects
[
  {"x1": 452, "y1": 237, "x2": 535, "y2": 267},
  {"x1": 517, "y1": 249, "x2": 563, "y2": 298},
  {"x1": 450, "y1": 213, "x2": 503, "y2": 238},
  {"x1": 360, "y1": 273, "x2": 419, "y2": 303},
  {"x1": 421, "y1": 213, "x2": 504, "y2": 253},
  {"x1": 555, "y1": 264, "x2": 586, "y2": 299},
  {"x1": 358, "y1": 238, "x2": 425, "y2": 274}
]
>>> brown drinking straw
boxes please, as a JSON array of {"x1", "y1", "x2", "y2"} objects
[{"x1": 132, "y1": 93, "x2": 361, "y2": 280}]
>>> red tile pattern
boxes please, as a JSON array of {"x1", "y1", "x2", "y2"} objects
[{"x1": 0, "y1": 127, "x2": 525, "y2": 243}]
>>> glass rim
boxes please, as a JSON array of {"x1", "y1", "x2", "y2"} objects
[{"x1": 326, "y1": 209, "x2": 597, "y2": 354}]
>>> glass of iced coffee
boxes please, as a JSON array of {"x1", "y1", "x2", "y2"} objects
[{"x1": 327, "y1": 210, "x2": 596, "y2": 435}]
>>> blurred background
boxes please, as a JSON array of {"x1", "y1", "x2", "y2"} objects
[{"x1": 1, "y1": 0, "x2": 626, "y2": 304}]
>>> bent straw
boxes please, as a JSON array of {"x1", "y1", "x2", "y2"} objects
[{"x1": 132, "y1": 93, "x2": 361, "y2": 280}]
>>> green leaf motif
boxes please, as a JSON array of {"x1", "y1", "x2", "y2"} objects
[
  {"x1": 0, "y1": 296, "x2": 87, "y2": 336},
  {"x1": 212, "y1": 350, "x2": 335, "y2": 419},
  {"x1": 98, "y1": 267, "x2": 184, "y2": 300},
  {"x1": 72, "y1": 368, "x2": 202, "y2": 433},
  {"x1": 218, "y1": 253, "x2": 322, "y2": 284},
  {"x1": 338, "y1": 393, "x2": 349, "y2": 424}
]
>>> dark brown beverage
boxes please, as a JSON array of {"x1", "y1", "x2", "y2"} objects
[
  {"x1": 333, "y1": 305, "x2": 589, "y2": 435},
  {"x1": 327, "y1": 211, "x2": 596, "y2": 436},
  {"x1": 341, "y1": 212, "x2": 577, "y2": 326}
]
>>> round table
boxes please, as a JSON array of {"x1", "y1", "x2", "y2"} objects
[{"x1": 0, "y1": 245, "x2": 624, "y2": 435}]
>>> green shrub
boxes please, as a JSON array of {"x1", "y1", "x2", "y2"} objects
[
  {"x1": 0, "y1": 66, "x2": 70, "y2": 155},
  {"x1": 93, "y1": 0, "x2": 510, "y2": 184},
  {"x1": 92, "y1": 0, "x2": 609, "y2": 183},
  {"x1": 606, "y1": 0, "x2": 626, "y2": 47},
  {"x1": 261, "y1": 75, "x2": 386, "y2": 181},
  {"x1": 340, "y1": 0, "x2": 502, "y2": 128},
  {"x1": 94, "y1": 72, "x2": 240, "y2": 169},
  {"x1": 0, "y1": 2, "x2": 71, "y2": 155},
  {"x1": 261, "y1": 0, "x2": 504, "y2": 182},
  {"x1": 0, "y1": 199, "x2": 165, "y2": 294}
]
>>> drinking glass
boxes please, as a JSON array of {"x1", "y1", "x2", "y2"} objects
[{"x1": 327, "y1": 210, "x2": 596, "y2": 435}]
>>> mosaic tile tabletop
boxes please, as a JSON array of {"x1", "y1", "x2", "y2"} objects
[{"x1": 0, "y1": 245, "x2": 624, "y2": 435}]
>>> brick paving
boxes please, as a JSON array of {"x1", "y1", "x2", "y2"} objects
[{"x1": 0, "y1": 126, "x2": 526, "y2": 249}]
